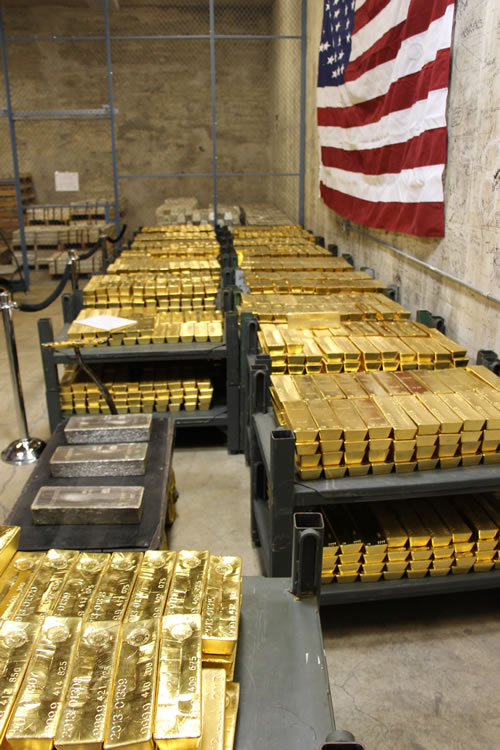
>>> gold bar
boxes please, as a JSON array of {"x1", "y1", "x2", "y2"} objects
[
  {"x1": 307, "y1": 399, "x2": 343, "y2": 440},
  {"x1": 416, "y1": 393, "x2": 463, "y2": 433},
  {"x1": 55, "y1": 621, "x2": 121, "y2": 750},
  {"x1": 154, "y1": 614, "x2": 202, "y2": 750},
  {"x1": 429, "y1": 499, "x2": 471, "y2": 544},
  {"x1": 0, "y1": 552, "x2": 45, "y2": 620},
  {"x1": 333, "y1": 373, "x2": 369, "y2": 398},
  {"x1": 166, "y1": 550, "x2": 210, "y2": 615},
  {"x1": 353, "y1": 399, "x2": 392, "y2": 438},
  {"x1": 312, "y1": 374, "x2": 345, "y2": 400},
  {"x1": 224, "y1": 683, "x2": 240, "y2": 750},
  {"x1": 0, "y1": 620, "x2": 41, "y2": 746},
  {"x1": 0, "y1": 526, "x2": 20, "y2": 576},
  {"x1": 461, "y1": 390, "x2": 500, "y2": 430},
  {"x1": 323, "y1": 506, "x2": 362, "y2": 553},
  {"x1": 105, "y1": 619, "x2": 160, "y2": 750},
  {"x1": 395, "y1": 395, "x2": 440, "y2": 435},
  {"x1": 86, "y1": 551, "x2": 142, "y2": 622},
  {"x1": 411, "y1": 500, "x2": 451, "y2": 546},
  {"x1": 54, "y1": 552, "x2": 110, "y2": 619},
  {"x1": 203, "y1": 642, "x2": 237, "y2": 681},
  {"x1": 125, "y1": 550, "x2": 177, "y2": 623},
  {"x1": 372, "y1": 396, "x2": 417, "y2": 440},
  {"x1": 200, "y1": 669, "x2": 226, "y2": 750},
  {"x1": 14, "y1": 549, "x2": 79, "y2": 622},
  {"x1": 455, "y1": 498, "x2": 498, "y2": 540},
  {"x1": 394, "y1": 504, "x2": 430, "y2": 547},
  {"x1": 282, "y1": 401, "x2": 318, "y2": 442},
  {"x1": 6, "y1": 616, "x2": 82, "y2": 750},
  {"x1": 202, "y1": 555, "x2": 242, "y2": 656},
  {"x1": 372, "y1": 505, "x2": 408, "y2": 548},
  {"x1": 329, "y1": 400, "x2": 367, "y2": 441}
]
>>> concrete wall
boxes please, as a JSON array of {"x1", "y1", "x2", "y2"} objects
[
  {"x1": 304, "y1": 0, "x2": 499, "y2": 360},
  {"x1": 1, "y1": 1, "x2": 280, "y2": 230}
]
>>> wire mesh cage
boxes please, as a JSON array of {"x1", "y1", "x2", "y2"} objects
[{"x1": 0, "y1": 0, "x2": 305, "y2": 274}]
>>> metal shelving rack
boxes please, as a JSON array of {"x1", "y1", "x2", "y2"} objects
[
  {"x1": 38, "y1": 309, "x2": 241, "y2": 451},
  {"x1": 249, "y1": 407, "x2": 500, "y2": 603},
  {"x1": 0, "y1": 0, "x2": 307, "y2": 289}
]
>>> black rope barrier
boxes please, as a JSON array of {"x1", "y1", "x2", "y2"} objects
[{"x1": 17, "y1": 264, "x2": 72, "y2": 313}]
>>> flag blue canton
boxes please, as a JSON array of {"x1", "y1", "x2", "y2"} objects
[{"x1": 317, "y1": 0, "x2": 356, "y2": 88}]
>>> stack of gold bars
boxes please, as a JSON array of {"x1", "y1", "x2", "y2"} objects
[
  {"x1": 59, "y1": 363, "x2": 214, "y2": 414},
  {"x1": 258, "y1": 320, "x2": 466, "y2": 373},
  {"x1": 67, "y1": 308, "x2": 223, "y2": 345},
  {"x1": 320, "y1": 496, "x2": 500, "y2": 583},
  {"x1": 82, "y1": 274, "x2": 219, "y2": 311},
  {"x1": 271, "y1": 367, "x2": 500, "y2": 477},
  {"x1": 0, "y1": 528, "x2": 242, "y2": 749},
  {"x1": 243, "y1": 268, "x2": 386, "y2": 294},
  {"x1": 239, "y1": 292, "x2": 409, "y2": 322}
]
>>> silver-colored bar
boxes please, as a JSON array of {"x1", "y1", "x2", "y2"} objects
[
  {"x1": 31, "y1": 486, "x2": 144, "y2": 525},
  {"x1": 49, "y1": 443, "x2": 148, "y2": 477},
  {"x1": 64, "y1": 414, "x2": 152, "y2": 444}
]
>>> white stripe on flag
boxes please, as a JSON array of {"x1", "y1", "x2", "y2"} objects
[
  {"x1": 317, "y1": 5, "x2": 454, "y2": 109},
  {"x1": 355, "y1": 0, "x2": 368, "y2": 10},
  {"x1": 350, "y1": 0, "x2": 412, "y2": 63},
  {"x1": 318, "y1": 88, "x2": 448, "y2": 151},
  {"x1": 319, "y1": 162, "x2": 445, "y2": 203}
]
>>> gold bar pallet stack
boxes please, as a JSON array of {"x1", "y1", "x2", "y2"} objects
[
  {"x1": 0, "y1": 528, "x2": 242, "y2": 750},
  {"x1": 239, "y1": 225, "x2": 500, "y2": 603},
  {"x1": 38, "y1": 224, "x2": 240, "y2": 450}
]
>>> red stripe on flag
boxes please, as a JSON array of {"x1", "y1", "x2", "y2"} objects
[
  {"x1": 354, "y1": 0, "x2": 393, "y2": 34},
  {"x1": 320, "y1": 182, "x2": 445, "y2": 237},
  {"x1": 321, "y1": 127, "x2": 447, "y2": 175},
  {"x1": 318, "y1": 49, "x2": 450, "y2": 128},
  {"x1": 346, "y1": 0, "x2": 454, "y2": 82}
]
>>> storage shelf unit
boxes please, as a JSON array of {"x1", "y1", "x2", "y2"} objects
[
  {"x1": 38, "y1": 311, "x2": 240, "y2": 451},
  {"x1": 249, "y1": 407, "x2": 500, "y2": 604}
]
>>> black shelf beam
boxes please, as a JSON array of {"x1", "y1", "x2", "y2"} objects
[
  {"x1": 253, "y1": 411, "x2": 500, "y2": 503},
  {"x1": 319, "y1": 569, "x2": 500, "y2": 605}
]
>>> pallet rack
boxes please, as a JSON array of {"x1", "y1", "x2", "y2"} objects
[{"x1": 38, "y1": 310, "x2": 241, "y2": 452}]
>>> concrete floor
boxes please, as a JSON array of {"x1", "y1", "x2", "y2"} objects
[{"x1": 0, "y1": 271, "x2": 499, "y2": 750}]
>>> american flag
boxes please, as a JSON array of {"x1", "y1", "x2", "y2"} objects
[{"x1": 317, "y1": 0, "x2": 455, "y2": 237}]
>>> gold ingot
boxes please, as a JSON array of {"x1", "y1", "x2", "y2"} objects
[
  {"x1": 373, "y1": 506, "x2": 407, "y2": 549},
  {"x1": 282, "y1": 401, "x2": 318, "y2": 442},
  {"x1": 336, "y1": 573, "x2": 358, "y2": 583},
  {"x1": 473, "y1": 561, "x2": 494, "y2": 573},
  {"x1": 0, "y1": 552, "x2": 45, "y2": 620},
  {"x1": 439, "y1": 457, "x2": 461, "y2": 469},
  {"x1": 125, "y1": 550, "x2": 177, "y2": 623},
  {"x1": 344, "y1": 441, "x2": 368, "y2": 464},
  {"x1": 408, "y1": 560, "x2": 430, "y2": 571},
  {"x1": 407, "y1": 569, "x2": 428, "y2": 579},
  {"x1": 417, "y1": 393, "x2": 463, "y2": 433},
  {"x1": 395, "y1": 395, "x2": 439, "y2": 435},
  {"x1": 320, "y1": 439, "x2": 343, "y2": 452},
  {"x1": 295, "y1": 441, "x2": 320, "y2": 456},
  {"x1": 394, "y1": 461, "x2": 417, "y2": 473},
  {"x1": 347, "y1": 463, "x2": 370, "y2": 476},
  {"x1": 323, "y1": 465, "x2": 347, "y2": 479},
  {"x1": 54, "y1": 551, "x2": 110, "y2": 618},
  {"x1": 55, "y1": 621, "x2": 121, "y2": 749},
  {"x1": 371, "y1": 462, "x2": 394, "y2": 475},
  {"x1": 353, "y1": 399, "x2": 392, "y2": 438},
  {"x1": 0, "y1": 526, "x2": 20, "y2": 576},
  {"x1": 199, "y1": 669, "x2": 226, "y2": 750},
  {"x1": 433, "y1": 547, "x2": 454, "y2": 559},
  {"x1": 372, "y1": 395, "x2": 417, "y2": 439},
  {"x1": 410, "y1": 548, "x2": 432, "y2": 561},
  {"x1": 154, "y1": 614, "x2": 202, "y2": 750},
  {"x1": 483, "y1": 452, "x2": 500, "y2": 465},
  {"x1": 6, "y1": 616, "x2": 82, "y2": 750},
  {"x1": 105, "y1": 618, "x2": 160, "y2": 750},
  {"x1": 296, "y1": 453, "x2": 322, "y2": 468},
  {"x1": 86, "y1": 551, "x2": 142, "y2": 622},
  {"x1": 166, "y1": 550, "x2": 209, "y2": 616},
  {"x1": 368, "y1": 438, "x2": 392, "y2": 463},
  {"x1": 321, "y1": 451, "x2": 343, "y2": 467},
  {"x1": 297, "y1": 466, "x2": 323, "y2": 480},
  {"x1": 202, "y1": 555, "x2": 241, "y2": 656},
  {"x1": 307, "y1": 399, "x2": 343, "y2": 441},
  {"x1": 14, "y1": 549, "x2": 79, "y2": 622},
  {"x1": 383, "y1": 569, "x2": 406, "y2": 580},
  {"x1": 0, "y1": 620, "x2": 41, "y2": 746},
  {"x1": 224, "y1": 683, "x2": 240, "y2": 750},
  {"x1": 392, "y1": 440, "x2": 416, "y2": 462},
  {"x1": 202, "y1": 642, "x2": 238, "y2": 681}
]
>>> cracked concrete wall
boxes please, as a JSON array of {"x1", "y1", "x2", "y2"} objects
[
  {"x1": 304, "y1": 0, "x2": 499, "y2": 360},
  {"x1": 0, "y1": 1, "x2": 275, "y2": 229}
]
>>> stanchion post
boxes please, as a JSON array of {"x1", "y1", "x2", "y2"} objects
[
  {"x1": 0, "y1": 292, "x2": 45, "y2": 464},
  {"x1": 68, "y1": 249, "x2": 79, "y2": 291}
]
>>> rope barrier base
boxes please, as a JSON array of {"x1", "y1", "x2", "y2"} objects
[{"x1": 1, "y1": 436, "x2": 46, "y2": 465}]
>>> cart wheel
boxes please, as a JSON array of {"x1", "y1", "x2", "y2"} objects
[
  {"x1": 322, "y1": 729, "x2": 365, "y2": 749},
  {"x1": 326, "y1": 730, "x2": 355, "y2": 741}
]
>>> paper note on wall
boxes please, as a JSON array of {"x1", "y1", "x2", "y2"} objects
[{"x1": 55, "y1": 171, "x2": 79, "y2": 191}]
